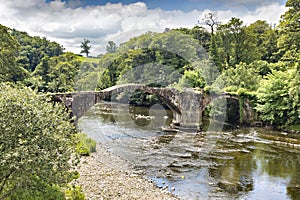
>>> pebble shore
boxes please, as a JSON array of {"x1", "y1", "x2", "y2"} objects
[{"x1": 75, "y1": 144, "x2": 179, "y2": 200}]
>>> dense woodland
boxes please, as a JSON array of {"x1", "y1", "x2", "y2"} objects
[{"x1": 0, "y1": 0, "x2": 299, "y2": 198}]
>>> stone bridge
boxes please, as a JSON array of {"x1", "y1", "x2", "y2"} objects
[{"x1": 52, "y1": 84, "x2": 254, "y2": 130}]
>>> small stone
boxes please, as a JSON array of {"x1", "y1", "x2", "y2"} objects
[{"x1": 130, "y1": 174, "x2": 138, "y2": 178}]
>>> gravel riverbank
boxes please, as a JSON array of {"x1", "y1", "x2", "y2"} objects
[{"x1": 75, "y1": 144, "x2": 178, "y2": 200}]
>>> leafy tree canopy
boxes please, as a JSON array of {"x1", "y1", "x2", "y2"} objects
[
  {"x1": 0, "y1": 83, "x2": 77, "y2": 199},
  {"x1": 256, "y1": 64, "x2": 299, "y2": 127},
  {"x1": 278, "y1": 0, "x2": 300, "y2": 61},
  {"x1": 11, "y1": 29, "x2": 64, "y2": 72},
  {"x1": 106, "y1": 41, "x2": 117, "y2": 53},
  {"x1": 0, "y1": 25, "x2": 28, "y2": 82}
]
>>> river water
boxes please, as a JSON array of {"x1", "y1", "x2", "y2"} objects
[{"x1": 78, "y1": 102, "x2": 300, "y2": 200}]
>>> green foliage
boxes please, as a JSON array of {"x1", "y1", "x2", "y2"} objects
[
  {"x1": 106, "y1": 41, "x2": 117, "y2": 53},
  {"x1": 98, "y1": 69, "x2": 113, "y2": 90},
  {"x1": 209, "y1": 35, "x2": 222, "y2": 71},
  {"x1": 177, "y1": 70, "x2": 206, "y2": 88},
  {"x1": 277, "y1": 0, "x2": 300, "y2": 61},
  {"x1": 0, "y1": 24, "x2": 28, "y2": 82},
  {"x1": 31, "y1": 52, "x2": 81, "y2": 92},
  {"x1": 223, "y1": 86, "x2": 239, "y2": 93},
  {"x1": 0, "y1": 83, "x2": 78, "y2": 199},
  {"x1": 76, "y1": 133, "x2": 97, "y2": 156},
  {"x1": 288, "y1": 125, "x2": 300, "y2": 131},
  {"x1": 203, "y1": 85, "x2": 222, "y2": 95},
  {"x1": 8, "y1": 184, "x2": 65, "y2": 200},
  {"x1": 216, "y1": 18, "x2": 259, "y2": 67},
  {"x1": 75, "y1": 71, "x2": 99, "y2": 91},
  {"x1": 80, "y1": 39, "x2": 91, "y2": 57},
  {"x1": 11, "y1": 29, "x2": 63, "y2": 72},
  {"x1": 246, "y1": 20, "x2": 279, "y2": 63},
  {"x1": 214, "y1": 62, "x2": 262, "y2": 92},
  {"x1": 256, "y1": 66, "x2": 299, "y2": 127},
  {"x1": 237, "y1": 88, "x2": 248, "y2": 96},
  {"x1": 118, "y1": 63, "x2": 182, "y2": 87},
  {"x1": 175, "y1": 26, "x2": 211, "y2": 51},
  {"x1": 288, "y1": 62, "x2": 300, "y2": 125},
  {"x1": 248, "y1": 60, "x2": 272, "y2": 77},
  {"x1": 237, "y1": 88, "x2": 257, "y2": 103},
  {"x1": 127, "y1": 90, "x2": 163, "y2": 107},
  {"x1": 100, "y1": 44, "x2": 189, "y2": 89},
  {"x1": 65, "y1": 185, "x2": 86, "y2": 200},
  {"x1": 239, "y1": 96, "x2": 245, "y2": 124}
]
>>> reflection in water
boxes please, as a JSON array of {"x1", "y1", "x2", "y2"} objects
[{"x1": 79, "y1": 102, "x2": 300, "y2": 200}]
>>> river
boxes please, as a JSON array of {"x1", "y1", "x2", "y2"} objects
[{"x1": 78, "y1": 102, "x2": 300, "y2": 200}]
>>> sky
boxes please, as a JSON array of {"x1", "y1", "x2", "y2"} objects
[{"x1": 0, "y1": 0, "x2": 288, "y2": 56}]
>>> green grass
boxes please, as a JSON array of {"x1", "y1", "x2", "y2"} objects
[
  {"x1": 65, "y1": 185, "x2": 86, "y2": 200},
  {"x1": 288, "y1": 124, "x2": 300, "y2": 131},
  {"x1": 77, "y1": 56, "x2": 101, "y2": 63},
  {"x1": 76, "y1": 133, "x2": 97, "y2": 156}
]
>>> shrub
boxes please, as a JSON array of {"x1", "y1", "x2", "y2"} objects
[
  {"x1": 65, "y1": 185, "x2": 86, "y2": 200},
  {"x1": 0, "y1": 83, "x2": 77, "y2": 199},
  {"x1": 76, "y1": 133, "x2": 97, "y2": 156}
]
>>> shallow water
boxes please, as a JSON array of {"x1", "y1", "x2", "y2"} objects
[{"x1": 78, "y1": 102, "x2": 300, "y2": 200}]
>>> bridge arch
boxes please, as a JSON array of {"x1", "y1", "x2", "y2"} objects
[
  {"x1": 101, "y1": 84, "x2": 182, "y2": 115},
  {"x1": 201, "y1": 93, "x2": 254, "y2": 125}
]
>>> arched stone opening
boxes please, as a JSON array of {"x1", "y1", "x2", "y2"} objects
[{"x1": 201, "y1": 94, "x2": 254, "y2": 130}]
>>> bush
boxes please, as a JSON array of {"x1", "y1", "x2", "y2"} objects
[
  {"x1": 0, "y1": 83, "x2": 78, "y2": 199},
  {"x1": 65, "y1": 185, "x2": 86, "y2": 200},
  {"x1": 204, "y1": 85, "x2": 222, "y2": 95},
  {"x1": 8, "y1": 184, "x2": 65, "y2": 200},
  {"x1": 256, "y1": 68, "x2": 298, "y2": 127},
  {"x1": 178, "y1": 70, "x2": 206, "y2": 88},
  {"x1": 76, "y1": 133, "x2": 97, "y2": 156}
]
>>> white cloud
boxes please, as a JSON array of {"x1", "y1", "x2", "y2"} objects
[
  {"x1": 0, "y1": 0, "x2": 287, "y2": 56},
  {"x1": 241, "y1": 2, "x2": 288, "y2": 25}
]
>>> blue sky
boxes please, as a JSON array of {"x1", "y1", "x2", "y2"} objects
[
  {"x1": 48, "y1": 0, "x2": 287, "y2": 12},
  {"x1": 1, "y1": 0, "x2": 288, "y2": 55}
]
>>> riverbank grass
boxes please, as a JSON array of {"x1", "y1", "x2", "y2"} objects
[
  {"x1": 76, "y1": 133, "x2": 97, "y2": 156},
  {"x1": 288, "y1": 125, "x2": 300, "y2": 131}
]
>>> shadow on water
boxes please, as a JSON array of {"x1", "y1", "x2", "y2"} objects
[{"x1": 79, "y1": 102, "x2": 300, "y2": 200}]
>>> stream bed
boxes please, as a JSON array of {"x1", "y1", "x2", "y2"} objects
[{"x1": 78, "y1": 102, "x2": 300, "y2": 200}]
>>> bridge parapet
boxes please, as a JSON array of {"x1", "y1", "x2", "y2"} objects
[{"x1": 52, "y1": 92, "x2": 98, "y2": 122}]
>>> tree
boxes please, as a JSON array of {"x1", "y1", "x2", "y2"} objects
[
  {"x1": 106, "y1": 41, "x2": 117, "y2": 53},
  {"x1": 217, "y1": 18, "x2": 259, "y2": 67},
  {"x1": 11, "y1": 29, "x2": 64, "y2": 72},
  {"x1": 246, "y1": 20, "x2": 279, "y2": 63},
  {"x1": 277, "y1": 0, "x2": 300, "y2": 61},
  {"x1": 209, "y1": 33, "x2": 222, "y2": 71},
  {"x1": 0, "y1": 25, "x2": 27, "y2": 82},
  {"x1": 178, "y1": 70, "x2": 206, "y2": 89},
  {"x1": 256, "y1": 64, "x2": 299, "y2": 127},
  {"x1": 80, "y1": 38, "x2": 91, "y2": 57},
  {"x1": 287, "y1": 58, "x2": 300, "y2": 125},
  {"x1": 47, "y1": 53, "x2": 81, "y2": 92},
  {"x1": 0, "y1": 83, "x2": 77, "y2": 199},
  {"x1": 176, "y1": 26, "x2": 211, "y2": 51},
  {"x1": 201, "y1": 12, "x2": 220, "y2": 35},
  {"x1": 214, "y1": 62, "x2": 262, "y2": 92},
  {"x1": 31, "y1": 53, "x2": 81, "y2": 92}
]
